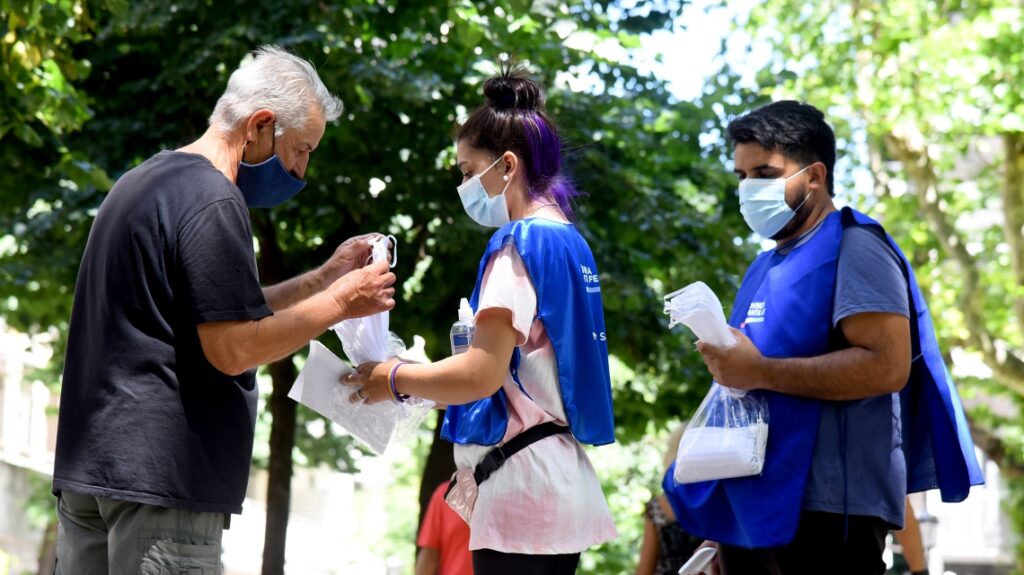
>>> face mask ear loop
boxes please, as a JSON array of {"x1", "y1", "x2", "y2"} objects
[
  {"x1": 784, "y1": 164, "x2": 812, "y2": 183},
  {"x1": 497, "y1": 153, "x2": 515, "y2": 195},
  {"x1": 386, "y1": 235, "x2": 398, "y2": 269},
  {"x1": 477, "y1": 156, "x2": 510, "y2": 199},
  {"x1": 247, "y1": 121, "x2": 277, "y2": 161},
  {"x1": 269, "y1": 121, "x2": 278, "y2": 157},
  {"x1": 792, "y1": 191, "x2": 812, "y2": 214},
  {"x1": 788, "y1": 165, "x2": 814, "y2": 213},
  {"x1": 481, "y1": 156, "x2": 503, "y2": 177}
]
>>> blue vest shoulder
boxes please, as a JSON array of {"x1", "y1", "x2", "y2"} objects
[
  {"x1": 441, "y1": 219, "x2": 616, "y2": 446},
  {"x1": 840, "y1": 208, "x2": 983, "y2": 501}
]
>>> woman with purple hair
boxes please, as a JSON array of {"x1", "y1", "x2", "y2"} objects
[{"x1": 346, "y1": 64, "x2": 618, "y2": 573}]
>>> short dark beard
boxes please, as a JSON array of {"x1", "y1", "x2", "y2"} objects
[{"x1": 771, "y1": 183, "x2": 813, "y2": 241}]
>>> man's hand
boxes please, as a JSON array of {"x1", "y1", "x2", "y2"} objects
[
  {"x1": 197, "y1": 252, "x2": 395, "y2": 377},
  {"x1": 692, "y1": 541, "x2": 720, "y2": 575},
  {"x1": 696, "y1": 327, "x2": 767, "y2": 392},
  {"x1": 318, "y1": 233, "x2": 386, "y2": 286},
  {"x1": 327, "y1": 259, "x2": 396, "y2": 320}
]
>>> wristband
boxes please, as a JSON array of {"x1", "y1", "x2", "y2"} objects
[{"x1": 389, "y1": 361, "x2": 410, "y2": 403}]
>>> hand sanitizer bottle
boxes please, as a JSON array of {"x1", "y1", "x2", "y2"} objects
[{"x1": 450, "y1": 298, "x2": 475, "y2": 355}]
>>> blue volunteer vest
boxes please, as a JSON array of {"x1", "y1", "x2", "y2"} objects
[
  {"x1": 666, "y1": 209, "x2": 842, "y2": 548},
  {"x1": 664, "y1": 208, "x2": 983, "y2": 548},
  {"x1": 440, "y1": 218, "x2": 616, "y2": 446},
  {"x1": 843, "y1": 209, "x2": 983, "y2": 500}
]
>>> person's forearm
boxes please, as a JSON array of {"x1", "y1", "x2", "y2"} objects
[
  {"x1": 203, "y1": 290, "x2": 344, "y2": 375},
  {"x1": 635, "y1": 518, "x2": 659, "y2": 575},
  {"x1": 760, "y1": 346, "x2": 906, "y2": 401},
  {"x1": 351, "y1": 310, "x2": 515, "y2": 405},
  {"x1": 414, "y1": 548, "x2": 440, "y2": 575},
  {"x1": 262, "y1": 267, "x2": 327, "y2": 311},
  {"x1": 897, "y1": 505, "x2": 928, "y2": 570},
  {"x1": 396, "y1": 347, "x2": 506, "y2": 405}
]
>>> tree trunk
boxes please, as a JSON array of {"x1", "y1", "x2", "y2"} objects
[
  {"x1": 969, "y1": 419, "x2": 1024, "y2": 480},
  {"x1": 251, "y1": 212, "x2": 297, "y2": 575},
  {"x1": 413, "y1": 410, "x2": 456, "y2": 566},
  {"x1": 262, "y1": 358, "x2": 297, "y2": 575},
  {"x1": 1001, "y1": 132, "x2": 1024, "y2": 329}
]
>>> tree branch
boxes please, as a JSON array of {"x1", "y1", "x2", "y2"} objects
[
  {"x1": 969, "y1": 418, "x2": 1024, "y2": 479},
  {"x1": 868, "y1": 144, "x2": 894, "y2": 201},
  {"x1": 884, "y1": 133, "x2": 1024, "y2": 398}
]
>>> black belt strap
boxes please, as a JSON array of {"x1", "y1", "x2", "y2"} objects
[{"x1": 473, "y1": 422, "x2": 570, "y2": 485}]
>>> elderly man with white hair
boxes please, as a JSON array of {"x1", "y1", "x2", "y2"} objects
[{"x1": 51, "y1": 46, "x2": 395, "y2": 574}]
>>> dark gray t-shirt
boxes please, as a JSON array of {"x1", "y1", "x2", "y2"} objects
[
  {"x1": 780, "y1": 219, "x2": 910, "y2": 527},
  {"x1": 53, "y1": 151, "x2": 272, "y2": 514}
]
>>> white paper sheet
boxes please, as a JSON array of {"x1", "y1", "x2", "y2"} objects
[{"x1": 288, "y1": 340, "x2": 404, "y2": 455}]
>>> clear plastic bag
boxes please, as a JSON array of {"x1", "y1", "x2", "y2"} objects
[
  {"x1": 664, "y1": 281, "x2": 770, "y2": 483},
  {"x1": 672, "y1": 383, "x2": 769, "y2": 484},
  {"x1": 443, "y1": 468, "x2": 478, "y2": 525},
  {"x1": 288, "y1": 235, "x2": 432, "y2": 455},
  {"x1": 288, "y1": 340, "x2": 394, "y2": 454}
]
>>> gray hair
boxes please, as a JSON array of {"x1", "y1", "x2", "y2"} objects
[{"x1": 209, "y1": 45, "x2": 343, "y2": 137}]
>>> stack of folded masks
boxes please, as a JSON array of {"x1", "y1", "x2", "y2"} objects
[
  {"x1": 663, "y1": 281, "x2": 736, "y2": 348},
  {"x1": 673, "y1": 417, "x2": 769, "y2": 484}
]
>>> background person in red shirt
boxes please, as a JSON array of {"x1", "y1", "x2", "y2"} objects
[{"x1": 416, "y1": 483, "x2": 472, "y2": 575}]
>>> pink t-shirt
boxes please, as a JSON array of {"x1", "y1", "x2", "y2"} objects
[{"x1": 453, "y1": 229, "x2": 618, "y2": 554}]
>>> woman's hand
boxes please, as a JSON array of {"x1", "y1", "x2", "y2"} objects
[
  {"x1": 336, "y1": 309, "x2": 518, "y2": 406},
  {"x1": 340, "y1": 358, "x2": 401, "y2": 404}
]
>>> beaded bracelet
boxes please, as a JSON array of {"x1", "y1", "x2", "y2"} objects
[{"x1": 389, "y1": 361, "x2": 410, "y2": 403}]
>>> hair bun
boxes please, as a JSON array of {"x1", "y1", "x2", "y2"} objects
[{"x1": 483, "y1": 63, "x2": 543, "y2": 112}]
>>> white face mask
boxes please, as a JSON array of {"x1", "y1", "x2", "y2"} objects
[
  {"x1": 737, "y1": 164, "x2": 812, "y2": 239},
  {"x1": 457, "y1": 156, "x2": 511, "y2": 228}
]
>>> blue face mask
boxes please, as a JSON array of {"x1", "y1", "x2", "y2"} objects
[
  {"x1": 457, "y1": 156, "x2": 511, "y2": 228},
  {"x1": 236, "y1": 133, "x2": 306, "y2": 209},
  {"x1": 737, "y1": 164, "x2": 811, "y2": 238}
]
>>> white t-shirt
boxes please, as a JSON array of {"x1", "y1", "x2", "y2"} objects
[{"x1": 453, "y1": 234, "x2": 618, "y2": 554}]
